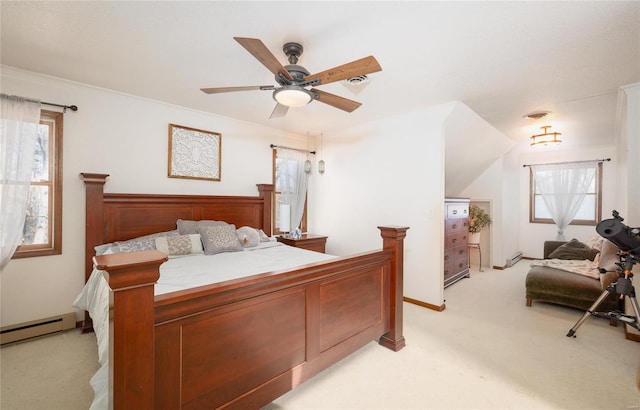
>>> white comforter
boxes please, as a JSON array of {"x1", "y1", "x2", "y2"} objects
[{"x1": 73, "y1": 241, "x2": 336, "y2": 409}]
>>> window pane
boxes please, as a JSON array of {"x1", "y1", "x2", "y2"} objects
[
  {"x1": 22, "y1": 185, "x2": 49, "y2": 245},
  {"x1": 534, "y1": 196, "x2": 552, "y2": 219},
  {"x1": 32, "y1": 123, "x2": 50, "y2": 181},
  {"x1": 574, "y1": 195, "x2": 596, "y2": 220},
  {"x1": 275, "y1": 158, "x2": 298, "y2": 193}
]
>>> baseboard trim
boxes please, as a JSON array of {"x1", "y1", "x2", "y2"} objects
[
  {"x1": 625, "y1": 326, "x2": 640, "y2": 342},
  {"x1": 404, "y1": 296, "x2": 446, "y2": 312}
]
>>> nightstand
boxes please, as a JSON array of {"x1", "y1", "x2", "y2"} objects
[{"x1": 276, "y1": 234, "x2": 328, "y2": 253}]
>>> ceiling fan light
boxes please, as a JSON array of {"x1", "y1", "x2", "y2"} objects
[{"x1": 273, "y1": 86, "x2": 313, "y2": 107}]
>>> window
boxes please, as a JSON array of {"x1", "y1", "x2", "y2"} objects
[
  {"x1": 272, "y1": 150, "x2": 307, "y2": 234},
  {"x1": 529, "y1": 162, "x2": 602, "y2": 225},
  {"x1": 13, "y1": 110, "x2": 63, "y2": 258}
]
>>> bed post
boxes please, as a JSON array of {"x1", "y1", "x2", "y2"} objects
[
  {"x1": 80, "y1": 173, "x2": 109, "y2": 280},
  {"x1": 80, "y1": 173, "x2": 109, "y2": 333},
  {"x1": 378, "y1": 225, "x2": 409, "y2": 352},
  {"x1": 94, "y1": 250, "x2": 168, "y2": 410},
  {"x1": 257, "y1": 183, "x2": 274, "y2": 236}
]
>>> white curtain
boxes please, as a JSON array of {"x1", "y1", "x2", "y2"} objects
[
  {"x1": 0, "y1": 94, "x2": 41, "y2": 270},
  {"x1": 276, "y1": 148, "x2": 309, "y2": 231},
  {"x1": 532, "y1": 162, "x2": 596, "y2": 240}
]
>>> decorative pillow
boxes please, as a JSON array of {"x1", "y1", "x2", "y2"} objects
[
  {"x1": 548, "y1": 238, "x2": 600, "y2": 261},
  {"x1": 236, "y1": 226, "x2": 260, "y2": 248},
  {"x1": 257, "y1": 229, "x2": 271, "y2": 242},
  {"x1": 198, "y1": 224, "x2": 243, "y2": 255},
  {"x1": 177, "y1": 219, "x2": 228, "y2": 235},
  {"x1": 155, "y1": 234, "x2": 203, "y2": 258},
  {"x1": 111, "y1": 230, "x2": 179, "y2": 253}
]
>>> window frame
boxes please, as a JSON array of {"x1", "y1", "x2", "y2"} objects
[
  {"x1": 272, "y1": 150, "x2": 307, "y2": 235},
  {"x1": 13, "y1": 109, "x2": 63, "y2": 258},
  {"x1": 529, "y1": 162, "x2": 602, "y2": 226}
]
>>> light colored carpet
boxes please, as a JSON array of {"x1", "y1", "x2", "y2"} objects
[{"x1": 2, "y1": 262, "x2": 639, "y2": 409}]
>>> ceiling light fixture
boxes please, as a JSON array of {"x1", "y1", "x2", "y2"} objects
[
  {"x1": 273, "y1": 85, "x2": 314, "y2": 107},
  {"x1": 530, "y1": 125, "x2": 562, "y2": 147}
]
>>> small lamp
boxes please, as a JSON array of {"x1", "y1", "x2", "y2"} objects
[{"x1": 279, "y1": 204, "x2": 291, "y2": 233}]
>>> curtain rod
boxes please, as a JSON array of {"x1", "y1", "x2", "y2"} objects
[
  {"x1": 522, "y1": 158, "x2": 611, "y2": 168},
  {"x1": 270, "y1": 144, "x2": 316, "y2": 155},
  {"x1": 42, "y1": 101, "x2": 78, "y2": 112}
]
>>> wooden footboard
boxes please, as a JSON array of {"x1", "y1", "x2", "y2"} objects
[{"x1": 95, "y1": 226, "x2": 407, "y2": 409}]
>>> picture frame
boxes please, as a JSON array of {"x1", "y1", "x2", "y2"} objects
[{"x1": 168, "y1": 124, "x2": 221, "y2": 181}]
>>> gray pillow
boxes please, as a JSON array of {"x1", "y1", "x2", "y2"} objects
[
  {"x1": 257, "y1": 229, "x2": 271, "y2": 242},
  {"x1": 198, "y1": 224, "x2": 243, "y2": 255},
  {"x1": 177, "y1": 219, "x2": 228, "y2": 235},
  {"x1": 236, "y1": 226, "x2": 260, "y2": 248},
  {"x1": 548, "y1": 238, "x2": 600, "y2": 261}
]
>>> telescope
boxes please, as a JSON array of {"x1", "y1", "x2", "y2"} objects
[
  {"x1": 595, "y1": 210, "x2": 640, "y2": 258},
  {"x1": 567, "y1": 210, "x2": 640, "y2": 338}
]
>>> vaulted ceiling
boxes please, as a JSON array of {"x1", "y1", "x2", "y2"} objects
[{"x1": 2, "y1": 1, "x2": 639, "y2": 151}]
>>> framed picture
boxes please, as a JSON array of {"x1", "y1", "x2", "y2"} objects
[{"x1": 168, "y1": 124, "x2": 221, "y2": 181}]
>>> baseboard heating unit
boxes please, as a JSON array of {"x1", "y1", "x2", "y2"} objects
[
  {"x1": 506, "y1": 251, "x2": 523, "y2": 267},
  {"x1": 1, "y1": 312, "x2": 76, "y2": 345}
]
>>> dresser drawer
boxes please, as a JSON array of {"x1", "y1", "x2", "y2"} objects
[{"x1": 446, "y1": 203, "x2": 469, "y2": 219}]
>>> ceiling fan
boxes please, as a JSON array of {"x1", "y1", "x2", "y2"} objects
[{"x1": 200, "y1": 37, "x2": 382, "y2": 118}]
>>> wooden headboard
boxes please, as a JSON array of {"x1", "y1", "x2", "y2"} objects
[{"x1": 80, "y1": 173, "x2": 274, "y2": 283}]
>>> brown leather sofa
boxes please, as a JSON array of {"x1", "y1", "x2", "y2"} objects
[{"x1": 525, "y1": 240, "x2": 621, "y2": 312}]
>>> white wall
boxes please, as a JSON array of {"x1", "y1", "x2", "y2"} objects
[
  {"x1": 309, "y1": 103, "x2": 454, "y2": 307},
  {"x1": 617, "y1": 83, "x2": 640, "y2": 226},
  {"x1": 0, "y1": 67, "x2": 306, "y2": 327}
]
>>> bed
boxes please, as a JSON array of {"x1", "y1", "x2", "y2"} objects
[{"x1": 76, "y1": 173, "x2": 408, "y2": 409}]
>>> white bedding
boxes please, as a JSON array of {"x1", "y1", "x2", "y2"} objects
[{"x1": 73, "y1": 240, "x2": 336, "y2": 409}]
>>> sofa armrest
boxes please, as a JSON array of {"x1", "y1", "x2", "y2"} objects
[{"x1": 543, "y1": 241, "x2": 567, "y2": 259}]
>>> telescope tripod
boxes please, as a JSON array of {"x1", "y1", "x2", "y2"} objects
[{"x1": 567, "y1": 252, "x2": 640, "y2": 338}]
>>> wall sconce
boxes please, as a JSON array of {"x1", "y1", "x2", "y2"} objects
[
  {"x1": 530, "y1": 125, "x2": 562, "y2": 147},
  {"x1": 318, "y1": 132, "x2": 325, "y2": 174}
]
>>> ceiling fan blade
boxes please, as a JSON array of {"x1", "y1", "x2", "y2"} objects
[
  {"x1": 311, "y1": 88, "x2": 362, "y2": 112},
  {"x1": 200, "y1": 85, "x2": 274, "y2": 94},
  {"x1": 269, "y1": 103, "x2": 289, "y2": 119},
  {"x1": 234, "y1": 37, "x2": 293, "y2": 81},
  {"x1": 305, "y1": 56, "x2": 381, "y2": 86}
]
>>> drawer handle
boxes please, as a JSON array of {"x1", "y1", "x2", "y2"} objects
[
  {"x1": 452, "y1": 238, "x2": 457, "y2": 244},
  {"x1": 452, "y1": 209, "x2": 458, "y2": 215},
  {"x1": 451, "y1": 223, "x2": 457, "y2": 229},
  {"x1": 444, "y1": 255, "x2": 449, "y2": 261}
]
